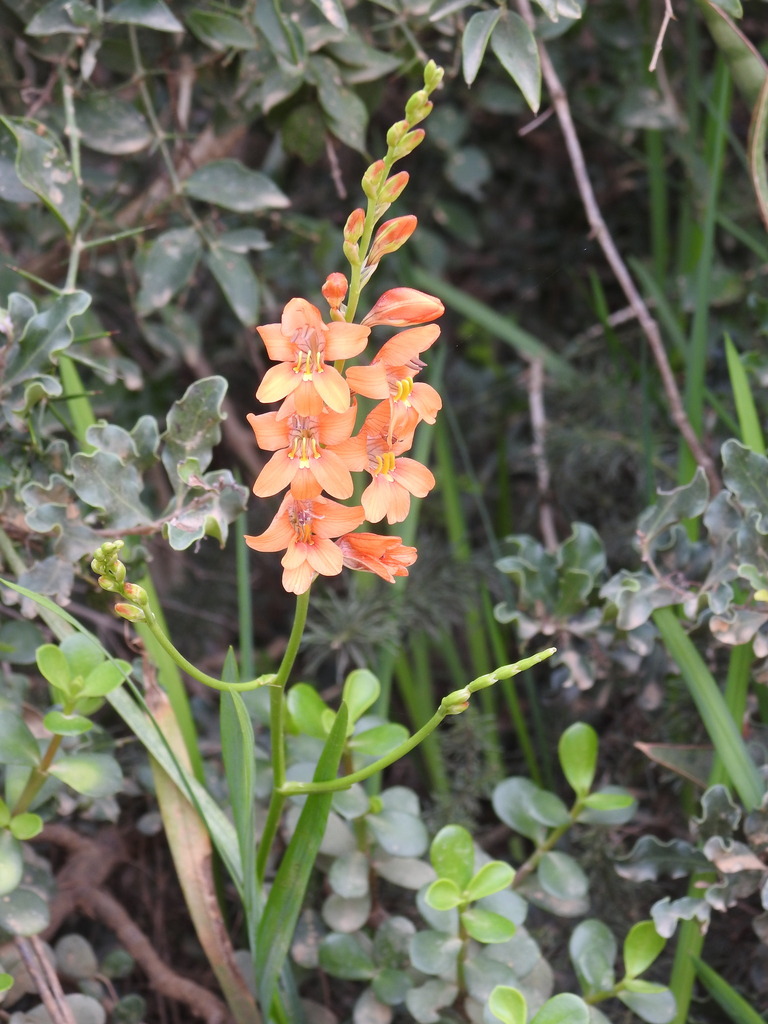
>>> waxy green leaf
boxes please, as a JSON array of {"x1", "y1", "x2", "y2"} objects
[
  {"x1": 185, "y1": 160, "x2": 289, "y2": 213},
  {"x1": 491, "y1": 12, "x2": 541, "y2": 114},
  {"x1": 0, "y1": 117, "x2": 81, "y2": 232},
  {"x1": 462, "y1": 9, "x2": 501, "y2": 85}
]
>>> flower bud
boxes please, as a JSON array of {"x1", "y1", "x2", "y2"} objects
[
  {"x1": 344, "y1": 208, "x2": 365, "y2": 244},
  {"x1": 386, "y1": 120, "x2": 409, "y2": 149},
  {"x1": 321, "y1": 272, "x2": 348, "y2": 312},
  {"x1": 343, "y1": 240, "x2": 361, "y2": 266},
  {"x1": 379, "y1": 171, "x2": 409, "y2": 204},
  {"x1": 405, "y1": 90, "x2": 432, "y2": 126},
  {"x1": 442, "y1": 687, "x2": 471, "y2": 715},
  {"x1": 123, "y1": 582, "x2": 149, "y2": 607},
  {"x1": 114, "y1": 603, "x2": 146, "y2": 623},
  {"x1": 392, "y1": 129, "x2": 425, "y2": 160},
  {"x1": 424, "y1": 60, "x2": 444, "y2": 93},
  {"x1": 362, "y1": 287, "x2": 444, "y2": 327},
  {"x1": 97, "y1": 575, "x2": 120, "y2": 593},
  {"x1": 367, "y1": 216, "x2": 417, "y2": 266},
  {"x1": 362, "y1": 159, "x2": 387, "y2": 199}
]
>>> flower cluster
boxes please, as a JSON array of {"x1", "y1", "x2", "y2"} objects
[{"x1": 244, "y1": 285, "x2": 444, "y2": 595}]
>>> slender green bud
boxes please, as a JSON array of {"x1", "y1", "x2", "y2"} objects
[
  {"x1": 362, "y1": 159, "x2": 387, "y2": 199},
  {"x1": 114, "y1": 603, "x2": 145, "y2": 623},
  {"x1": 392, "y1": 129, "x2": 425, "y2": 160},
  {"x1": 405, "y1": 90, "x2": 432, "y2": 126},
  {"x1": 343, "y1": 240, "x2": 361, "y2": 265},
  {"x1": 379, "y1": 171, "x2": 409, "y2": 204},
  {"x1": 97, "y1": 575, "x2": 120, "y2": 593},
  {"x1": 386, "y1": 120, "x2": 409, "y2": 149},
  {"x1": 122, "y1": 582, "x2": 149, "y2": 607},
  {"x1": 424, "y1": 61, "x2": 444, "y2": 93},
  {"x1": 442, "y1": 687, "x2": 471, "y2": 714}
]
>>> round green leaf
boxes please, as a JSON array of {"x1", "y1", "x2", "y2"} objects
[
  {"x1": 538, "y1": 851, "x2": 588, "y2": 901},
  {"x1": 0, "y1": 712, "x2": 41, "y2": 767},
  {"x1": 76, "y1": 94, "x2": 152, "y2": 155},
  {"x1": 54, "y1": 933, "x2": 99, "y2": 980},
  {"x1": 0, "y1": 884, "x2": 49, "y2": 935},
  {"x1": 342, "y1": 669, "x2": 381, "y2": 727},
  {"x1": 531, "y1": 994, "x2": 590, "y2": 1024},
  {"x1": 488, "y1": 985, "x2": 527, "y2": 1024},
  {"x1": 184, "y1": 160, "x2": 289, "y2": 213},
  {"x1": 329, "y1": 850, "x2": 370, "y2": 899},
  {"x1": 349, "y1": 723, "x2": 409, "y2": 758},
  {"x1": 9, "y1": 813, "x2": 43, "y2": 841},
  {"x1": 318, "y1": 932, "x2": 376, "y2": 980},
  {"x1": 578, "y1": 786, "x2": 637, "y2": 825},
  {"x1": 425, "y1": 878, "x2": 463, "y2": 911},
  {"x1": 43, "y1": 711, "x2": 94, "y2": 736},
  {"x1": 569, "y1": 919, "x2": 616, "y2": 993},
  {"x1": 372, "y1": 967, "x2": 412, "y2": 1006},
  {"x1": 623, "y1": 921, "x2": 666, "y2": 979},
  {"x1": 461, "y1": 907, "x2": 516, "y2": 944},
  {"x1": 0, "y1": 972, "x2": 12, "y2": 992},
  {"x1": 368, "y1": 810, "x2": 428, "y2": 858},
  {"x1": 186, "y1": 9, "x2": 257, "y2": 49},
  {"x1": 408, "y1": 929, "x2": 462, "y2": 975},
  {"x1": 0, "y1": 831, "x2": 23, "y2": 897},
  {"x1": 618, "y1": 987, "x2": 676, "y2": 1024},
  {"x1": 322, "y1": 893, "x2": 371, "y2": 933},
  {"x1": 430, "y1": 824, "x2": 475, "y2": 889},
  {"x1": 49, "y1": 753, "x2": 123, "y2": 798},
  {"x1": 60, "y1": 634, "x2": 105, "y2": 679},
  {"x1": 81, "y1": 659, "x2": 131, "y2": 697},
  {"x1": 286, "y1": 683, "x2": 331, "y2": 738},
  {"x1": 490, "y1": 11, "x2": 541, "y2": 115},
  {"x1": 558, "y1": 722, "x2": 598, "y2": 795},
  {"x1": 465, "y1": 861, "x2": 515, "y2": 902},
  {"x1": 36, "y1": 643, "x2": 72, "y2": 691}
]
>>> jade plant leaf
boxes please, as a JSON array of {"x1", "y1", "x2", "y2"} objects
[{"x1": 48, "y1": 753, "x2": 123, "y2": 798}]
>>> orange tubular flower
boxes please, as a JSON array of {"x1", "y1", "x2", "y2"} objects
[
  {"x1": 245, "y1": 488, "x2": 365, "y2": 595},
  {"x1": 256, "y1": 298, "x2": 370, "y2": 416},
  {"x1": 362, "y1": 288, "x2": 445, "y2": 327},
  {"x1": 247, "y1": 402, "x2": 366, "y2": 500},
  {"x1": 359, "y1": 403, "x2": 435, "y2": 524},
  {"x1": 337, "y1": 533, "x2": 418, "y2": 583},
  {"x1": 367, "y1": 216, "x2": 418, "y2": 266},
  {"x1": 345, "y1": 324, "x2": 443, "y2": 425}
]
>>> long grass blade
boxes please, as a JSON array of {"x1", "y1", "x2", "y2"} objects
[
  {"x1": 691, "y1": 955, "x2": 765, "y2": 1023},
  {"x1": 724, "y1": 335, "x2": 766, "y2": 454}
]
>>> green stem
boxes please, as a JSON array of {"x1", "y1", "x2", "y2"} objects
[
  {"x1": 512, "y1": 798, "x2": 584, "y2": 889},
  {"x1": 11, "y1": 734, "x2": 63, "y2": 816}
]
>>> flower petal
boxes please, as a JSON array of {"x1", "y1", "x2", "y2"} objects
[
  {"x1": 325, "y1": 321, "x2": 370, "y2": 360},
  {"x1": 252, "y1": 450, "x2": 296, "y2": 497},
  {"x1": 257, "y1": 323, "x2": 293, "y2": 362},
  {"x1": 345, "y1": 364, "x2": 390, "y2": 399},
  {"x1": 373, "y1": 324, "x2": 440, "y2": 367},
  {"x1": 256, "y1": 362, "x2": 300, "y2": 404},
  {"x1": 394, "y1": 457, "x2": 435, "y2": 498},
  {"x1": 312, "y1": 366, "x2": 351, "y2": 413},
  {"x1": 247, "y1": 411, "x2": 290, "y2": 451}
]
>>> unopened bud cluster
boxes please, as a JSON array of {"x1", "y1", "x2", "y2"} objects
[{"x1": 91, "y1": 541, "x2": 148, "y2": 622}]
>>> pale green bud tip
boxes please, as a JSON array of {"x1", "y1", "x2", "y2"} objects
[
  {"x1": 97, "y1": 576, "x2": 120, "y2": 593},
  {"x1": 424, "y1": 61, "x2": 444, "y2": 92},
  {"x1": 123, "y1": 582, "x2": 148, "y2": 607},
  {"x1": 442, "y1": 687, "x2": 470, "y2": 714}
]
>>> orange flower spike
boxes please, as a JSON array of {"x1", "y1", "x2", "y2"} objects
[
  {"x1": 247, "y1": 404, "x2": 362, "y2": 500},
  {"x1": 359, "y1": 402, "x2": 435, "y2": 525},
  {"x1": 362, "y1": 288, "x2": 445, "y2": 327},
  {"x1": 256, "y1": 298, "x2": 370, "y2": 416},
  {"x1": 245, "y1": 490, "x2": 365, "y2": 595},
  {"x1": 337, "y1": 533, "x2": 418, "y2": 583},
  {"x1": 367, "y1": 216, "x2": 418, "y2": 266}
]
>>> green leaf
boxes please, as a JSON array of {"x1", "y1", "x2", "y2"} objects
[
  {"x1": 637, "y1": 469, "x2": 709, "y2": 548},
  {"x1": 184, "y1": 160, "x2": 289, "y2": 213},
  {"x1": 310, "y1": 0, "x2": 348, "y2": 31},
  {"x1": 36, "y1": 643, "x2": 71, "y2": 691},
  {"x1": 462, "y1": 9, "x2": 501, "y2": 85},
  {"x1": 0, "y1": 884, "x2": 49, "y2": 936},
  {"x1": 0, "y1": 620, "x2": 44, "y2": 664},
  {"x1": 49, "y1": 753, "x2": 123, "y2": 798},
  {"x1": 569, "y1": 919, "x2": 617, "y2": 993},
  {"x1": 217, "y1": 228, "x2": 270, "y2": 254},
  {"x1": 0, "y1": 831, "x2": 23, "y2": 897},
  {"x1": 429, "y1": 824, "x2": 475, "y2": 889},
  {"x1": 725, "y1": 336, "x2": 765, "y2": 454},
  {"x1": 491, "y1": 12, "x2": 541, "y2": 114},
  {"x1": 492, "y1": 777, "x2": 548, "y2": 842},
  {"x1": 580, "y1": 788, "x2": 635, "y2": 813},
  {"x1": 531, "y1": 994, "x2": 591, "y2": 1024},
  {"x1": 205, "y1": 248, "x2": 260, "y2": 328},
  {"x1": 164, "y1": 467, "x2": 246, "y2": 550},
  {"x1": 691, "y1": 955, "x2": 765, "y2": 1024},
  {"x1": 409, "y1": 929, "x2": 462, "y2": 975},
  {"x1": 9, "y1": 812, "x2": 43, "y2": 841},
  {"x1": 161, "y1": 375, "x2": 228, "y2": 482},
  {"x1": 488, "y1": 985, "x2": 527, "y2": 1024},
  {"x1": 0, "y1": 712, "x2": 41, "y2": 767},
  {"x1": 538, "y1": 851, "x2": 588, "y2": 901},
  {"x1": 61, "y1": 633, "x2": 105, "y2": 679},
  {"x1": 286, "y1": 683, "x2": 332, "y2": 738},
  {"x1": 722, "y1": 439, "x2": 768, "y2": 532},
  {"x1": 342, "y1": 669, "x2": 380, "y2": 727},
  {"x1": 76, "y1": 93, "x2": 152, "y2": 155},
  {"x1": 42, "y1": 710, "x2": 94, "y2": 736},
  {"x1": 0, "y1": 973, "x2": 12, "y2": 992},
  {"x1": 623, "y1": 921, "x2": 665, "y2": 978},
  {"x1": 425, "y1": 878, "x2": 464, "y2": 910},
  {"x1": 558, "y1": 722, "x2": 598, "y2": 795},
  {"x1": 136, "y1": 227, "x2": 202, "y2": 316},
  {"x1": 106, "y1": 0, "x2": 183, "y2": 31},
  {"x1": 405, "y1": 979, "x2": 459, "y2": 1022},
  {"x1": 185, "y1": 9, "x2": 257, "y2": 50},
  {"x1": 348, "y1": 722, "x2": 409, "y2": 758},
  {"x1": 465, "y1": 861, "x2": 515, "y2": 901},
  {"x1": 708, "y1": 0, "x2": 743, "y2": 16},
  {"x1": 0, "y1": 117, "x2": 81, "y2": 232},
  {"x1": 617, "y1": 988, "x2": 676, "y2": 1024},
  {"x1": 309, "y1": 55, "x2": 368, "y2": 154},
  {"x1": 25, "y1": 0, "x2": 100, "y2": 34},
  {"x1": 71, "y1": 450, "x2": 153, "y2": 528},
  {"x1": 318, "y1": 932, "x2": 376, "y2": 980},
  {"x1": 368, "y1": 808, "x2": 428, "y2": 857},
  {"x1": 81, "y1": 660, "x2": 131, "y2": 697},
  {"x1": 256, "y1": 702, "x2": 349, "y2": 1010},
  {"x1": 460, "y1": 907, "x2": 516, "y2": 943},
  {"x1": 328, "y1": 850, "x2": 369, "y2": 898}
]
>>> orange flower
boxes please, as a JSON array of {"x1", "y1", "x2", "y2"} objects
[
  {"x1": 359, "y1": 403, "x2": 435, "y2": 524},
  {"x1": 247, "y1": 402, "x2": 366, "y2": 499},
  {"x1": 256, "y1": 298, "x2": 370, "y2": 416},
  {"x1": 367, "y1": 216, "x2": 418, "y2": 266},
  {"x1": 337, "y1": 533, "x2": 417, "y2": 582},
  {"x1": 322, "y1": 272, "x2": 348, "y2": 313},
  {"x1": 245, "y1": 489, "x2": 365, "y2": 595},
  {"x1": 362, "y1": 287, "x2": 444, "y2": 327},
  {"x1": 345, "y1": 324, "x2": 442, "y2": 424}
]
